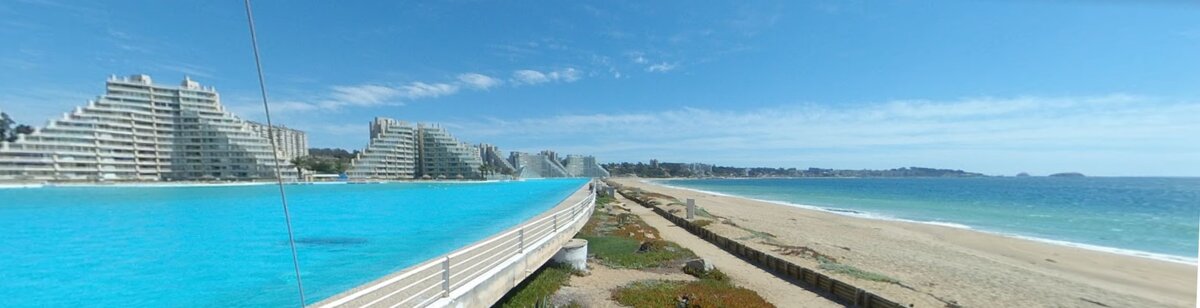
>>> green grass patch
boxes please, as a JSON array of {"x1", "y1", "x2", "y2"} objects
[
  {"x1": 580, "y1": 235, "x2": 695, "y2": 269},
  {"x1": 578, "y1": 198, "x2": 695, "y2": 269},
  {"x1": 818, "y1": 261, "x2": 898, "y2": 283},
  {"x1": 693, "y1": 219, "x2": 714, "y2": 228},
  {"x1": 695, "y1": 207, "x2": 718, "y2": 219},
  {"x1": 596, "y1": 195, "x2": 616, "y2": 206},
  {"x1": 682, "y1": 266, "x2": 730, "y2": 283},
  {"x1": 612, "y1": 279, "x2": 774, "y2": 308},
  {"x1": 495, "y1": 263, "x2": 576, "y2": 308}
]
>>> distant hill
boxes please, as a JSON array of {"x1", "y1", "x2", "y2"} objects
[
  {"x1": 602, "y1": 162, "x2": 987, "y2": 178},
  {"x1": 1049, "y1": 172, "x2": 1086, "y2": 177}
]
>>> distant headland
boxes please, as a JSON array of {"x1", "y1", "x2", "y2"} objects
[{"x1": 602, "y1": 160, "x2": 986, "y2": 178}]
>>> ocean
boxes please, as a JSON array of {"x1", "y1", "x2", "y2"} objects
[
  {"x1": 0, "y1": 178, "x2": 587, "y2": 307},
  {"x1": 656, "y1": 177, "x2": 1199, "y2": 263}
]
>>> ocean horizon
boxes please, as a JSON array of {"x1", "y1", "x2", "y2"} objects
[{"x1": 654, "y1": 177, "x2": 1200, "y2": 264}]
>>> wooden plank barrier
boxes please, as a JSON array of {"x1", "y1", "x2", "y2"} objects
[{"x1": 615, "y1": 187, "x2": 906, "y2": 308}]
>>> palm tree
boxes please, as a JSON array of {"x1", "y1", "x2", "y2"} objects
[{"x1": 289, "y1": 156, "x2": 309, "y2": 181}]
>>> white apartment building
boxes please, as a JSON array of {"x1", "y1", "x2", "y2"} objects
[
  {"x1": 417, "y1": 125, "x2": 482, "y2": 179},
  {"x1": 478, "y1": 143, "x2": 515, "y2": 174},
  {"x1": 346, "y1": 117, "x2": 418, "y2": 179},
  {"x1": 0, "y1": 75, "x2": 301, "y2": 181},
  {"x1": 509, "y1": 151, "x2": 570, "y2": 178},
  {"x1": 248, "y1": 121, "x2": 308, "y2": 161},
  {"x1": 563, "y1": 155, "x2": 610, "y2": 178},
  {"x1": 345, "y1": 120, "x2": 483, "y2": 180}
]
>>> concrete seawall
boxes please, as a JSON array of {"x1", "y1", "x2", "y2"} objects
[{"x1": 313, "y1": 183, "x2": 595, "y2": 308}]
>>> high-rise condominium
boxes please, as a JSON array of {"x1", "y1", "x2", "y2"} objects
[{"x1": 0, "y1": 75, "x2": 304, "y2": 181}]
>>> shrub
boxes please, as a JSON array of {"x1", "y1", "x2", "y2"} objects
[
  {"x1": 496, "y1": 263, "x2": 575, "y2": 308},
  {"x1": 818, "y1": 262, "x2": 898, "y2": 283},
  {"x1": 682, "y1": 266, "x2": 730, "y2": 283},
  {"x1": 612, "y1": 279, "x2": 774, "y2": 308},
  {"x1": 581, "y1": 236, "x2": 695, "y2": 269}
]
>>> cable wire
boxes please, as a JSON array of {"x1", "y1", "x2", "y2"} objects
[{"x1": 242, "y1": 0, "x2": 307, "y2": 306}]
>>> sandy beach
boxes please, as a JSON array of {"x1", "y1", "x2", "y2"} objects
[{"x1": 610, "y1": 178, "x2": 1197, "y2": 308}]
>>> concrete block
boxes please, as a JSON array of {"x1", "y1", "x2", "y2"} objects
[{"x1": 552, "y1": 239, "x2": 588, "y2": 272}]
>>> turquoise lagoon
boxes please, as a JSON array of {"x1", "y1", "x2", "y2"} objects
[{"x1": 0, "y1": 178, "x2": 587, "y2": 307}]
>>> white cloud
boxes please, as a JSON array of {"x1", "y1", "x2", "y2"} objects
[
  {"x1": 318, "y1": 81, "x2": 458, "y2": 109},
  {"x1": 155, "y1": 63, "x2": 215, "y2": 79},
  {"x1": 628, "y1": 52, "x2": 649, "y2": 64},
  {"x1": 398, "y1": 82, "x2": 459, "y2": 99},
  {"x1": 512, "y1": 68, "x2": 582, "y2": 85},
  {"x1": 446, "y1": 95, "x2": 1200, "y2": 176},
  {"x1": 267, "y1": 101, "x2": 319, "y2": 113},
  {"x1": 512, "y1": 70, "x2": 550, "y2": 85},
  {"x1": 271, "y1": 68, "x2": 584, "y2": 112},
  {"x1": 457, "y1": 73, "x2": 502, "y2": 90},
  {"x1": 549, "y1": 68, "x2": 581, "y2": 82},
  {"x1": 329, "y1": 84, "x2": 401, "y2": 106},
  {"x1": 646, "y1": 62, "x2": 677, "y2": 73}
]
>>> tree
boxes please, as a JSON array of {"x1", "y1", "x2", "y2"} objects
[
  {"x1": 0, "y1": 112, "x2": 12, "y2": 142},
  {"x1": 8, "y1": 124, "x2": 32, "y2": 142},
  {"x1": 289, "y1": 156, "x2": 310, "y2": 180}
]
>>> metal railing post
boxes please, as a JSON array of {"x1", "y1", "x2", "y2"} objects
[
  {"x1": 518, "y1": 227, "x2": 525, "y2": 253},
  {"x1": 553, "y1": 213, "x2": 558, "y2": 231},
  {"x1": 441, "y1": 257, "x2": 450, "y2": 297}
]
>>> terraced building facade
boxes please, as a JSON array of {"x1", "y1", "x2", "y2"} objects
[{"x1": 0, "y1": 75, "x2": 302, "y2": 181}]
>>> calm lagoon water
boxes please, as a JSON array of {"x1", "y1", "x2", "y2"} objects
[
  {"x1": 658, "y1": 177, "x2": 1200, "y2": 262},
  {"x1": 0, "y1": 178, "x2": 586, "y2": 307}
]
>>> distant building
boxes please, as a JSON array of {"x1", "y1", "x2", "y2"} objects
[
  {"x1": 416, "y1": 125, "x2": 482, "y2": 179},
  {"x1": 478, "y1": 143, "x2": 515, "y2": 175},
  {"x1": 649, "y1": 159, "x2": 659, "y2": 169},
  {"x1": 563, "y1": 155, "x2": 610, "y2": 178},
  {"x1": 539, "y1": 150, "x2": 561, "y2": 165},
  {"x1": 346, "y1": 117, "x2": 418, "y2": 179},
  {"x1": 247, "y1": 122, "x2": 308, "y2": 161},
  {"x1": 345, "y1": 119, "x2": 483, "y2": 180},
  {"x1": 510, "y1": 151, "x2": 570, "y2": 178},
  {"x1": 0, "y1": 74, "x2": 300, "y2": 181},
  {"x1": 682, "y1": 163, "x2": 713, "y2": 177}
]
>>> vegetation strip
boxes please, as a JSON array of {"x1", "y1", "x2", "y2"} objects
[{"x1": 497, "y1": 191, "x2": 775, "y2": 307}]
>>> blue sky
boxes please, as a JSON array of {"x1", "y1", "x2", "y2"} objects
[{"x1": 1, "y1": 0, "x2": 1198, "y2": 176}]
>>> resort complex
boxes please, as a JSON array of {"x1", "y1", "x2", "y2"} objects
[
  {"x1": 344, "y1": 118, "x2": 608, "y2": 180},
  {"x1": 0, "y1": 75, "x2": 608, "y2": 182},
  {"x1": 0, "y1": 75, "x2": 303, "y2": 181}
]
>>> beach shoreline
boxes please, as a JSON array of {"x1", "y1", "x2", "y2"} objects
[
  {"x1": 612, "y1": 177, "x2": 1198, "y2": 308},
  {"x1": 0, "y1": 178, "x2": 521, "y2": 189},
  {"x1": 648, "y1": 178, "x2": 1198, "y2": 265}
]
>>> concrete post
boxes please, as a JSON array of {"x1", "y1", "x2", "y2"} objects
[
  {"x1": 686, "y1": 198, "x2": 696, "y2": 219},
  {"x1": 441, "y1": 257, "x2": 450, "y2": 297}
]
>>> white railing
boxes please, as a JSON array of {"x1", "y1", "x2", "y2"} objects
[{"x1": 314, "y1": 185, "x2": 597, "y2": 308}]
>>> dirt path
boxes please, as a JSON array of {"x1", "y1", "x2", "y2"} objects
[{"x1": 612, "y1": 193, "x2": 843, "y2": 307}]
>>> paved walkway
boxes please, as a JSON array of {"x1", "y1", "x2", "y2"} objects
[{"x1": 613, "y1": 193, "x2": 843, "y2": 307}]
